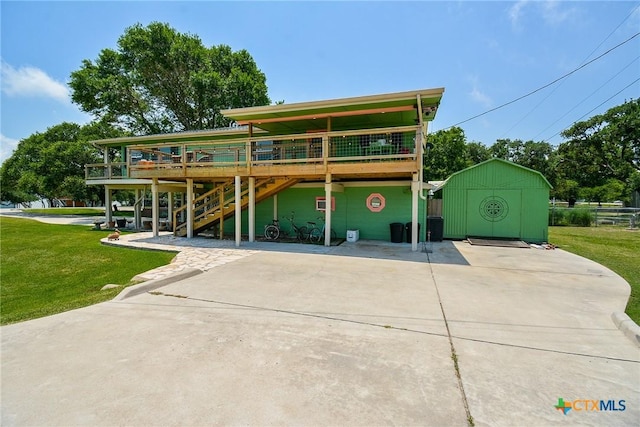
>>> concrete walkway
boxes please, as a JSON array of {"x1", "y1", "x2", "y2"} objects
[{"x1": 1, "y1": 212, "x2": 639, "y2": 426}]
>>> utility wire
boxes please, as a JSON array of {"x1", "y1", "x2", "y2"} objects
[
  {"x1": 499, "y1": 5, "x2": 640, "y2": 139},
  {"x1": 446, "y1": 32, "x2": 640, "y2": 129},
  {"x1": 533, "y1": 55, "x2": 640, "y2": 141},
  {"x1": 543, "y1": 76, "x2": 640, "y2": 142}
]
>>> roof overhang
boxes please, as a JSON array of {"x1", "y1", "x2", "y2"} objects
[
  {"x1": 90, "y1": 127, "x2": 265, "y2": 147},
  {"x1": 222, "y1": 88, "x2": 444, "y2": 134}
]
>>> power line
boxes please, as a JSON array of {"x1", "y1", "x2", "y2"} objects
[
  {"x1": 499, "y1": 4, "x2": 640, "y2": 139},
  {"x1": 543, "y1": 77, "x2": 640, "y2": 143},
  {"x1": 446, "y1": 32, "x2": 640, "y2": 129},
  {"x1": 533, "y1": 55, "x2": 640, "y2": 142}
]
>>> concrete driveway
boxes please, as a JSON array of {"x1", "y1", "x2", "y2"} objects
[{"x1": 1, "y1": 240, "x2": 639, "y2": 426}]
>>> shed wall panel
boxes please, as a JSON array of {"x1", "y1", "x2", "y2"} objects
[{"x1": 441, "y1": 159, "x2": 550, "y2": 242}]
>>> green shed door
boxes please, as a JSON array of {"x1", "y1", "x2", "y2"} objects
[{"x1": 466, "y1": 190, "x2": 521, "y2": 238}]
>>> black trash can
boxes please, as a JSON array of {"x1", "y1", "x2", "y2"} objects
[
  {"x1": 389, "y1": 222, "x2": 404, "y2": 243},
  {"x1": 427, "y1": 216, "x2": 444, "y2": 242},
  {"x1": 405, "y1": 222, "x2": 421, "y2": 243}
]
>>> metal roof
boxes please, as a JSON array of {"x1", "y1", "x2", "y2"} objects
[
  {"x1": 91, "y1": 88, "x2": 444, "y2": 146},
  {"x1": 222, "y1": 88, "x2": 444, "y2": 134}
]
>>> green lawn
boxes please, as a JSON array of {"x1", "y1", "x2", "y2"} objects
[
  {"x1": 0, "y1": 217, "x2": 176, "y2": 325},
  {"x1": 548, "y1": 226, "x2": 640, "y2": 323}
]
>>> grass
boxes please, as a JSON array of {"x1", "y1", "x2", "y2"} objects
[
  {"x1": 0, "y1": 217, "x2": 176, "y2": 325},
  {"x1": 24, "y1": 207, "x2": 134, "y2": 217},
  {"x1": 548, "y1": 226, "x2": 640, "y2": 323}
]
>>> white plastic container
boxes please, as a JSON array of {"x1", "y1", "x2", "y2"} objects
[{"x1": 346, "y1": 229, "x2": 359, "y2": 242}]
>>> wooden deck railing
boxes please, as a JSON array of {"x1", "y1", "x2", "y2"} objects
[{"x1": 85, "y1": 126, "x2": 421, "y2": 180}]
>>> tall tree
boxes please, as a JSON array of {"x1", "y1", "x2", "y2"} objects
[
  {"x1": 424, "y1": 127, "x2": 469, "y2": 180},
  {"x1": 69, "y1": 22, "x2": 270, "y2": 135},
  {"x1": 557, "y1": 99, "x2": 639, "y2": 198},
  {"x1": 466, "y1": 141, "x2": 490, "y2": 165},
  {"x1": 0, "y1": 122, "x2": 123, "y2": 206}
]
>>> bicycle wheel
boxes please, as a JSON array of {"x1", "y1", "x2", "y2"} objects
[
  {"x1": 309, "y1": 227, "x2": 322, "y2": 243},
  {"x1": 330, "y1": 229, "x2": 337, "y2": 240},
  {"x1": 264, "y1": 224, "x2": 280, "y2": 240},
  {"x1": 296, "y1": 226, "x2": 309, "y2": 241}
]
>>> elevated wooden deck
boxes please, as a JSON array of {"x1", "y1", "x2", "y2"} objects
[{"x1": 86, "y1": 126, "x2": 423, "y2": 183}]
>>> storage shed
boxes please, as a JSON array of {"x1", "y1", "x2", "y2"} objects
[{"x1": 440, "y1": 159, "x2": 552, "y2": 243}]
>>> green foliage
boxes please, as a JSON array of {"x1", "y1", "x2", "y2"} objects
[
  {"x1": 69, "y1": 22, "x2": 270, "y2": 134},
  {"x1": 0, "y1": 121, "x2": 123, "y2": 205},
  {"x1": 580, "y1": 179, "x2": 626, "y2": 204},
  {"x1": 549, "y1": 226, "x2": 640, "y2": 323},
  {"x1": 548, "y1": 208, "x2": 592, "y2": 226},
  {"x1": 424, "y1": 127, "x2": 470, "y2": 180},
  {"x1": 490, "y1": 139, "x2": 554, "y2": 178},
  {"x1": 0, "y1": 217, "x2": 175, "y2": 324},
  {"x1": 552, "y1": 179, "x2": 580, "y2": 205},
  {"x1": 557, "y1": 98, "x2": 639, "y2": 197},
  {"x1": 466, "y1": 142, "x2": 490, "y2": 165},
  {"x1": 567, "y1": 209, "x2": 592, "y2": 226}
]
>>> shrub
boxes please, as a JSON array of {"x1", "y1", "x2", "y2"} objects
[
  {"x1": 567, "y1": 209, "x2": 592, "y2": 226},
  {"x1": 549, "y1": 208, "x2": 592, "y2": 226}
]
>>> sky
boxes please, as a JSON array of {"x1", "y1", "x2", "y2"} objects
[{"x1": 1, "y1": 0, "x2": 639, "y2": 164}]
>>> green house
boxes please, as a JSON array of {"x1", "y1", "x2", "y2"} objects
[
  {"x1": 85, "y1": 88, "x2": 445, "y2": 251},
  {"x1": 440, "y1": 159, "x2": 552, "y2": 243}
]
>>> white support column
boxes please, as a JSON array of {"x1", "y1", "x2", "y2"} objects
[
  {"x1": 235, "y1": 176, "x2": 242, "y2": 247},
  {"x1": 186, "y1": 178, "x2": 194, "y2": 238},
  {"x1": 151, "y1": 178, "x2": 159, "y2": 237},
  {"x1": 324, "y1": 174, "x2": 332, "y2": 247},
  {"x1": 105, "y1": 187, "x2": 113, "y2": 224},
  {"x1": 167, "y1": 192, "x2": 173, "y2": 229},
  {"x1": 411, "y1": 174, "x2": 419, "y2": 252},
  {"x1": 134, "y1": 189, "x2": 142, "y2": 229},
  {"x1": 248, "y1": 177, "x2": 255, "y2": 242},
  {"x1": 273, "y1": 194, "x2": 278, "y2": 222}
]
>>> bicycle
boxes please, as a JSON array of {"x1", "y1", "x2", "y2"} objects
[
  {"x1": 308, "y1": 216, "x2": 337, "y2": 244},
  {"x1": 264, "y1": 211, "x2": 312, "y2": 241}
]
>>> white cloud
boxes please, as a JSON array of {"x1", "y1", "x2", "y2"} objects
[
  {"x1": 508, "y1": 0, "x2": 577, "y2": 30},
  {"x1": 1, "y1": 61, "x2": 70, "y2": 103},
  {"x1": 467, "y1": 76, "x2": 493, "y2": 108},
  {"x1": 540, "y1": 0, "x2": 577, "y2": 26},
  {"x1": 470, "y1": 87, "x2": 492, "y2": 108},
  {"x1": 508, "y1": 0, "x2": 529, "y2": 29},
  {"x1": 0, "y1": 133, "x2": 20, "y2": 165}
]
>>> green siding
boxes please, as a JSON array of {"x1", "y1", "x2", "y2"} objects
[
  {"x1": 442, "y1": 159, "x2": 550, "y2": 243},
  {"x1": 223, "y1": 183, "x2": 426, "y2": 242}
]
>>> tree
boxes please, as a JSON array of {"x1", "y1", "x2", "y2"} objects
[
  {"x1": 0, "y1": 122, "x2": 123, "y2": 206},
  {"x1": 489, "y1": 139, "x2": 554, "y2": 178},
  {"x1": 69, "y1": 22, "x2": 270, "y2": 135},
  {"x1": 557, "y1": 99, "x2": 639, "y2": 201},
  {"x1": 424, "y1": 127, "x2": 469, "y2": 180},
  {"x1": 553, "y1": 179, "x2": 580, "y2": 207},
  {"x1": 466, "y1": 142, "x2": 490, "y2": 165}
]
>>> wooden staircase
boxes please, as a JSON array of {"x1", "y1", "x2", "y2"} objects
[{"x1": 173, "y1": 177, "x2": 299, "y2": 237}]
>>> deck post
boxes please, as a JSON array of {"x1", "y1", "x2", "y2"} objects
[
  {"x1": 235, "y1": 176, "x2": 241, "y2": 247},
  {"x1": 186, "y1": 178, "x2": 194, "y2": 238},
  {"x1": 105, "y1": 187, "x2": 113, "y2": 224},
  {"x1": 273, "y1": 194, "x2": 278, "y2": 223},
  {"x1": 167, "y1": 192, "x2": 173, "y2": 229},
  {"x1": 151, "y1": 178, "x2": 159, "y2": 238},
  {"x1": 411, "y1": 174, "x2": 419, "y2": 252},
  {"x1": 134, "y1": 189, "x2": 142, "y2": 230},
  {"x1": 219, "y1": 186, "x2": 224, "y2": 240},
  {"x1": 248, "y1": 177, "x2": 255, "y2": 242},
  {"x1": 324, "y1": 173, "x2": 332, "y2": 247}
]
